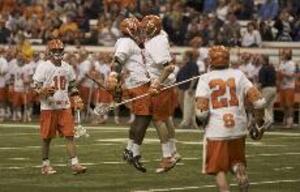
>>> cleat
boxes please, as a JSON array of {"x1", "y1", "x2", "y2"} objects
[
  {"x1": 123, "y1": 148, "x2": 133, "y2": 162},
  {"x1": 132, "y1": 155, "x2": 146, "y2": 173},
  {"x1": 71, "y1": 163, "x2": 87, "y2": 175},
  {"x1": 172, "y1": 152, "x2": 182, "y2": 163},
  {"x1": 41, "y1": 165, "x2": 57, "y2": 175},
  {"x1": 155, "y1": 157, "x2": 176, "y2": 173}
]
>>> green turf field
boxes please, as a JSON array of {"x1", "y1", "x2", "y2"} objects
[{"x1": 0, "y1": 123, "x2": 300, "y2": 192}]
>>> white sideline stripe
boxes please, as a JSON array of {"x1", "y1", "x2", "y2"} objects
[
  {"x1": 133, "y1": 179, "x2": 300, "y2": 192},
  {"x1": 1, "y1": 123, "x2": 300, "y2": 136}
]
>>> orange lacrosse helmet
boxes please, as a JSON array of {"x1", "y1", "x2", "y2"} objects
[
  {"x1": 209, "y1": 45, "x2": 230, "y2": 69},
  {"x1": 119, "y1": 17, "x2": 140, "y2": 38},
  {"x1": 141, "y1": 15, "x2": 161, "y2": 38},
  {"x1": 47, "y1": 39, "x2": 64, "y2": 62}
]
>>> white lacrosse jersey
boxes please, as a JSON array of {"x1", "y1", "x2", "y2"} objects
[
  {"x1": 0, "y1": 57, "x2": 8, "y2": 88},
  {"x1": 33, "y1": 60, "x2": 76, "y2": 110},
  {"x1": 144, "y1": 31, "x2": 173, "y2": 85},
  {"x1": 10, "y1": 62, "x2": 26, "y2": 92},
  {"x1": 114, "y1": 37, "x2": 150, "y2": 89},
  {"x1": 22, "y1": 61, "x2": 36, "y2": 85},
  {"x1": 196, "y1": 68, "x2": 254, "y2": 139},
  {"x1": 278, "y1": 60, "x2": 296, "y2": 89},
  {"x1": 77, "y1": 59, "x2": 96, "y2": 88},
  {"x1": 94, "y1": 62, "x2": 111, "y2": 80}
]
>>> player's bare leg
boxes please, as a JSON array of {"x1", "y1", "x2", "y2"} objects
[
  {"x1": 0, "y1": 103, "x2": 5, "y2": 122},
  {"x1": 130, "y1": 115, "x2": 152, "y2": 173},
  {"x1": 65, "y1": 136, "x2": 87, "y2": 174},
  {"x1": 153, "y1": 121, "x2": 176, "y2": 173},
  {"x1": 216, "y1": 171, "x2": 230, "y2": 192},
  {"x1": 166, "y1": 117, "x2": 181, "y2": 162},
  {"x1": 233, "y1": 163, "x2": 249, "y2": 192},
  {"x1": 41, "y1": 138, "x2": 56, "y2": 175},
  {"x1": 286, "y1": 107, "x2": 293, "y2": 128}
]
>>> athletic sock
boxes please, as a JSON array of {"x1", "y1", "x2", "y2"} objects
[
  {"x1": 71, "y1": 157, "x2": 79, "y2": 165},
  {"x1": 42, "y1": 159, "x2": 50, "y2": 166},
  {"x1": 168, "y1": 138, "x2": 177, "y2": 154},
  {"x1": 126, "y1": 139, "x2": 134, "y2": 150},
  {"x1": 162, "y1": 143, "x2": 172, "y2": 158},
  {"x1": 132, "y1": 143, "x2": 140, "y2": 157}
]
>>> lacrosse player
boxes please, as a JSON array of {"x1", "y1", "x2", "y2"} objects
[
  {"x1": 33, "y1": 39, "x2": 86, "y2": 175},
  {"x1": 278, "y1": 48, "x2": 296, "y2": 129},
  {"x1": 0, "y1": 48, "x2": 8, "y2": 122},
  {"x1": 141, "y1": 15, "x2": 181, "y2": 173},
  {"x1": 195, "y1": 46, "x2": 268, "y2": 192},
  {"x1": 9, "y1": 51, "x2": 27, "y2": 121},
  {"x1": 107, "y1": 17, "x2": 152, "y2": 172}
]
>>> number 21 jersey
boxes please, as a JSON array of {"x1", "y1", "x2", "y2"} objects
[{"x1": 196, "y1": 68, "x2": 254, "y2": 139}]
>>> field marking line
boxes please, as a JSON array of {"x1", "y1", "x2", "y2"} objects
[
  {"x1": 132, "y1": 179, "x2": 300, "y2": 192},
  {"x1": 1, "y1": 123, "x2": 300, "y2": 136}
]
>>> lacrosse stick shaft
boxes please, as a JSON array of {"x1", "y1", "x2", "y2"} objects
[{"x1": 115, "y1": 75, "x2": 202, "y2": 107}]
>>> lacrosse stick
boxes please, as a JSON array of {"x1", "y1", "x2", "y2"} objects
[
  {"x1": 74, "y1": 109, "x2": 89, "y2": 139},
  {"x1": 94, "y1": 75, "x2": 202, "y2": 116}
]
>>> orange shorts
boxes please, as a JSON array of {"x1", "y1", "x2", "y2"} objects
[
  {"x1": 127, "y1": 83, "x2": 151, "y2": 116},
  {"x1": 12, "y1": 91, "x2": 25, "y2": 107},
  {"x1": 79, "y1": 86, "x2": 98, "y2": 105},
  {"x1": 280, "y1": 88, "x2": 295, "y2": 107},
  {"x1": 98, "y1": 88, "x2": 113, "y2": 103},
  {"x1": 0, "y1": 87, "x2": 7, "y2": 103},
  {"x1": 203, "y1": 137, "x2": 246, "y2": 175},
  {"x1": 7, "y1": 88, "x2": 14, "y2": 103},
  {"x1": 40, "y1": 109, "x2": 74, "y2": 139},
  {"x1": 151, "y1": 88, "x2": 176, "y2": 121},
  {"x1": 26, "y1": 90, "x2": 39, "y2": 103}
]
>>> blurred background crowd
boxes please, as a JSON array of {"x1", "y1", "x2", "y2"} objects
[{"x1": 0, "y1": 0, "x2": 300, "y2": 46}]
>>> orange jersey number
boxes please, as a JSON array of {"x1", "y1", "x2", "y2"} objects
[
  {"x1": 209, "y1": 78, "x2": 239, "y2": 109},
  {"x1": 223, "y1": 113, "x2": 235, "y2": 128},
  {"x1": 53, "y1": 76, "x2": 66, "y2": 90}
]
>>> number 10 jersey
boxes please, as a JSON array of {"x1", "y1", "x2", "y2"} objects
[
  {"x1": 33, "y1": 60, "x2": 76, "y2": 110},
  {"x1": 196, "y1": 68, "x2": 254, "y2": 139}
]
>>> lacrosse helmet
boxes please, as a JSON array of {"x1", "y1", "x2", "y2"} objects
[
  {"x1": 141, "y1": 15, "x2": 162, "y2": 38},
  {"x1": 209, "y1": 45, "x2": 230, "y2": 69},
  {"x1": 47, "y1": 39, "x2": 64, "y2": 63}
]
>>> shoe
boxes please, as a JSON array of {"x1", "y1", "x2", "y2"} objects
[
  {"x1": 155, "y1": 157, "x2": 176, "y2": 173},
  {"x1": 172, "y1": 152, "x2": 182, "y2": 163},
  {"x1": 71, "y1": 163, "x2": 87, "y2": 175},
  {"x1": 123, "y1": 148, "x2": 133, "y2": 162},
  {"x1": 131, "y1": 155, "x2": 146, "y2": 173},
  {"x1": 41, "y1": 165, "x2": 57, "y2": 175}
]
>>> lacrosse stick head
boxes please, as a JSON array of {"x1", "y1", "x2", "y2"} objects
[
  {"x1": 74, "y1": 124, "x2": 89, "y2": 139},
  {"x1": 93, "y1": 103, "x2": 115, "y2": 116},
  {"x1": 248, "y1": 110, "x2": 272, "y2": 141}
]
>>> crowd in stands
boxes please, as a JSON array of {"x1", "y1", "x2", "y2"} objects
[{"x1": 0, "y1": 0, "x2": 300, "y2": 46}]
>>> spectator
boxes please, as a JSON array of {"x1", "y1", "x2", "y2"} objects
[
  {"x1": 203, "y1": 0, "x2": 218, "y2": 13},
  {"x1": 241, "y1": 22, "x2": 262, "y2": 47},
  {"x1": 75, "y1": 5, "x2": 90, "y2": 32},
  {"x1": 0, "y1": 19, "x2": 10, "y2": 43},
  {"x1": 97, "y1": 19, "x2": 121, "y2": 46},
  {"x1": 258, "y1": 0, "x2": 279, "y2": 21},
  {"x1": 258, "y1": 55, "x2": 277, "y2": 123},
  {"x1": 220, "y1": 13, "x2": 241, "y2": 46},
  {"x1": 259, "y1": 21, "x2": 274, "y2": 41},
  {"x1": 274, "y1": 10, "x2": 293, "y2": 41},
  {"x1": 216, "y1": 0, "x2": 229, "y2": 22}
]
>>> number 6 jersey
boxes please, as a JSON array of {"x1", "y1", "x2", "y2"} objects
[
  {"x1": 33, "y1": 60, "x2": 76, "y2": 110},
  {"x1": 196, "y1": 68, "x2": 254, "y2": 139}
]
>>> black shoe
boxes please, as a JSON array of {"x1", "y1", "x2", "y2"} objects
[
  {"x1": 123, "y1": 148, "x2": 133, "y2": 162},
  {"x1": 132, "y1": 155, "x2": 146, "y2": 173}
]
